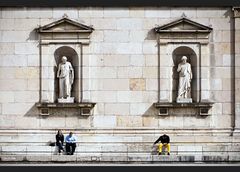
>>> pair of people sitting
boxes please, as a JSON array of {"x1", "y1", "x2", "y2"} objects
[{"x1": 56, "y1": 130, "x2": 77, "y2": 155}]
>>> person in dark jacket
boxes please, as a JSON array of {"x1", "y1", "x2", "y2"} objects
[
  {"x1": 56, "y1": 130, "x2": 64, "y2": 154},
  {"x1": 153, "y1": 134, "x2": 170, "y2": 155}
]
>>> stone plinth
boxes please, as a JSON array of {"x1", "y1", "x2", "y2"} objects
[
  {"x1": 58, "y1": 97, "x2": 75, "y2": 103},
  {"x1": 176, "y1": 98, "x2": 192, "y2": 103}
]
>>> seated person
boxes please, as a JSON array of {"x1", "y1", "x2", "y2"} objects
[
  {"x1": 65, "y1": 132, "x2": 77, "y2": 155},
  {"x1": 153, "y1": 134, "x2": 170, "y2": 155},
  {"x1": 56, "y1": 129, "x2": 64, "y2": 154}
]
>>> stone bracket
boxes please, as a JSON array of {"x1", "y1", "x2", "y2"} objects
[
  {"x1": 35, "y1": 102, "x2": 96, "y2": 116},
  {"x1": 233, "y1": 7, "x2": 240, "y2": 18},
  {"x1": 153, "y1": 102, "x2": 214, "y2": 116}
]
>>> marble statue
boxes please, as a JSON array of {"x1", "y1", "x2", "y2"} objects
[
  {"x1": 57, "y1": 56, "x2": 74, "y2": 103},
  {"x1": 176, "y1": 56, "x2": 192, "y2": 103}
]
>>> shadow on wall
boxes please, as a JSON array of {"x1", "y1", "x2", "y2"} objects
[
  {"x1": 145, "y1": 28, "x2": 157, "y2": 40},
  {"x1": 142, "y1": 104, "x2": 159, "y2": 117},
  {"x1": 27, "y1": 29, "x2": 39, "y2": 41}
]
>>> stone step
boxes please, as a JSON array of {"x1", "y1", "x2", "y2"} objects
[
  {"x1": 1, "y1": 130, "x2": 240, "y2": 144},
  {"x1": 1, "y1": 155, "x2": 240, "y2": 163},
  {"x1": 1, "y1": 144, "x2": 240, "y2": 153},
  {"x1": 1, "y1": 144, "x2": 240, "y2": 156}
]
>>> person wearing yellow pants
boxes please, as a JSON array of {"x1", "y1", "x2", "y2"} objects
[{"x1": 153, "y1": 134, "x2": 170, "y2": 155}]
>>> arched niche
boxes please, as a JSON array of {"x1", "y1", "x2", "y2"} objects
[
  {"x1": 54, "y1": 46, "x2": 79, "y2": 102},
  {"x1": 172, "y1": 46, "x2": 197, "y2": 102}
]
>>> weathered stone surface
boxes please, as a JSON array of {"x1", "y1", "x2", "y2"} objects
[
  {"x1": 116, "y1": 43, "x2": 143, "y2": 54},
  {"x1": 146, "y1": 79, "x2": 158, "y2": 91},
  {"x1": 15, "y1": 43, "x2": 39, "y2": 55},
  {"x1": 104, "y1": 31, "x2": 129, "y2": 42},
  {"x1": 0, "y1": 79, "x2": 28, "y2": 91},
  {"x1": 103, "y1": 8, "x2": 129, "y2": 17},
  {"x1": 117, "y1": 18, "x2": 142, "y2": 30},
  {"x1": 130, "y1": 55, "x2": 145, "y2": 66},
  {"x1": 91, "y1": 91, "x2": 117, "y2": 102},
  {"x1": 105, "y1": 103, "x2": 129, "y2": 115},
  {"x1": 53, "y1": 8, "x2": 78, "y2": 19},
  {"x1": 130, "y1": 103, "x2": 152, "y2": 115},
  {"x1": 103, "y1": 79, "x2": 129, "y2": 91},
  {"x1": 90, "y1": 67, "x2": 117, "y2": 78},
  {"x1": 2, "y1": 8, "x2": 28, "y2": 19},
  {"x1": 129, "y1": 8, "x2": 145, "y2": 17},
  {"x1": 129, "y1": 31, "x2": 146, "y2": 42},
  {"x1": 0, "y1": 91, "x2": 14, "y2": 102},
  {"x1": 129, "y1": 67, "x2": 143, "y2": 78},
  {"x1": 145, "y1": 55, "x2": 158, "y2": 66},
  {"x1": 129, "y1": 91, "x2": 143, "y2": 102},
  {"x1": 104, "y1": 55, "x2": 129, "y2": 66},
  {"x1": 90, "y1": 18, "x2": 117, "y2": 30},
  {"x1": 170, "y1": 8, "x2": 197, "y2": 18},
  {"x1": 93, "y1": 115, "x2": 116, "y2": 127},
  {"x1": 145, "y1": 8, "x2": 170, "y2": 18},
  {"x1": 143, "y1": 41, "x2": 158, "y2": 54},
  {"x1": 78, "y1": 7, "x2": 103, "y2": 18},
  {"x1": 2, "y1": 103, "x2": 33, "y2": 115},
  {"x1": 14, "y1": 91, "x2": 39, "y2": 103},
  {"x1": 117, "y1": 116, "x2": 142, "y2": 127},
  {"x1": 143, "y1": 67, "x2": 158, "y2": 78},
  {"x1": 129, "y1": 78, "x2": 146, "y2": 91}
]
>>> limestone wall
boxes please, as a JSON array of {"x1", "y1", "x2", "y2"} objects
[{"x1": 0, "y1": 7, "x2": 235, "y2": 130}]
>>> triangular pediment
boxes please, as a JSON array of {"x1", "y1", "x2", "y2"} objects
[
  {"x1": 155, "y1": 17, "x2": 212, "y2": 33},
  {"x1": 37, "y1": 17, "x2": 94, "y2": 33}
]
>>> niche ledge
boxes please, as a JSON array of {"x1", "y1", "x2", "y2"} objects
[
  {"x1": 35, "y1": 102, "x2": 96, "y2": 116},
  {"x1": 153, "y1": 102, "x2": 214, "y2": 116}
]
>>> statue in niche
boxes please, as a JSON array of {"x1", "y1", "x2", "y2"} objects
[
  {"x1": 57, "y1": 56, "x2": 74, "y2": 103},
  {"x1": 176, "y1": 56, "x2": 192, "y2": 103}
]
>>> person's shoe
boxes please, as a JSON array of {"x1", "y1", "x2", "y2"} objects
[
  {"x1": 167, "y1": 152, "x2": 170, "y2": 155},
  {"x1": 158, "y1": 152, "x2": 162, "y2": 155}
]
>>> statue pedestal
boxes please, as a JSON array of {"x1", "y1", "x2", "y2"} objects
[
  {"x1": 176, "y1": 98, "x2": 192, "y2": 103},
  {"x1": 58, "y1": 97, "x2": 74, "y2": 103}
]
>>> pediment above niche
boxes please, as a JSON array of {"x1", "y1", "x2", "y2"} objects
[
  {"x1": 36, "y1": 16, "x2": 94, "y2": 44},
  {"x1": 154, "y1": 17, "x2": 212, "y2": 44},
  {"x1": 37, "y1": 16, "x2": 94, "y2": 33},
  {"x1": 155, "y1": 17, "x2": 212, "y2": 33}
]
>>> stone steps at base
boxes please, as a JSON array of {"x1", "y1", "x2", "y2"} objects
[
  {"x1": 1, "y1": 144, "x2": 240, "y2": 155},
  {"x1": 1, "y1": 155, "x2": 240, "y2": 163}
]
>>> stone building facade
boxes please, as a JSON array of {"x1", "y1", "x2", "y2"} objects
[{"x1": 0, "y1": 7, "x2": 240, "y2": 162}]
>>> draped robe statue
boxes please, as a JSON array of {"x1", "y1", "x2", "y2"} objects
[
  {"x1": 176, "y1": 56, "x2": 192, "y2": 103},
  {"x1": 57, "y1": 56, "x2": 74, "y2": 102}
]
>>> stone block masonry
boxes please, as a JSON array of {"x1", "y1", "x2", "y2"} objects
[{"x1": 0, "y1": 7, "x2": 239, "y2": 163}]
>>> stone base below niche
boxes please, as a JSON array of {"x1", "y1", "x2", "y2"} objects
[
  {"x1": 153, "y1": 102, "x2": 214, "y2": 116},
  {"x1": 35, "y1": 102, "x2": 96, "y2": 116},
  {"x1": 176, "y1": 98, "x2": 192, "y2": 103}
]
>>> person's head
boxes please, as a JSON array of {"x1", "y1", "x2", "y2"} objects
[
  {"x1": 57, "y1": 130, "x2": 62, "y2": 135},
  {"x1": 181, "y1": 56, "x2": 187, "y2": 64},
  {"x1": 69, "y1": 132, "x2": 73, "y2": 137},
  {"x1": 61, "y1": 56, "x2": 67, "y2": 63}
]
